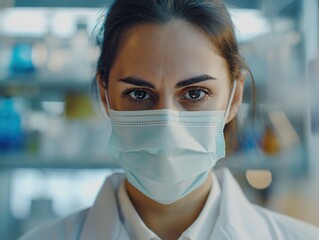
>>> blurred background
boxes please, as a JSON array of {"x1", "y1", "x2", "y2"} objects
[{"x1": 0, "y1": 0, "x2": 318, "y2": 239}]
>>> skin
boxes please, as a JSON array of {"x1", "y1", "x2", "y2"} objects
[{"x1": 98, "y1": 20, "x2": 245, "y2": 239}]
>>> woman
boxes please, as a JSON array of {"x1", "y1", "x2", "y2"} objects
[{"x1": 20, "y1": 0, "x2": 319, "y2": 239}]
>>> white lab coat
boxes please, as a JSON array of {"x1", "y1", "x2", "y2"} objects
[{"x1": 19, "y1": 168, "x2": 319, "y2": 240}]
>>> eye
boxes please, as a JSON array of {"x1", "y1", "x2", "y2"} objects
[
  {"x1": 129, "y1": 89, "x2": 150, "y2": 100},
  {"x1": 121, "y1": 88, "x2": 154, "y2": 104},
  {"x1": 184, "y1": 89, "x2": 205, "y2": 100},
  {"x1": 182, "y1": 88, "x2": 209, "y2": 101}
]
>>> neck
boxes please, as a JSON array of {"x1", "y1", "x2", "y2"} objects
[{"x1": 125, "y1": 172, "x2": 213, "y2": 240}]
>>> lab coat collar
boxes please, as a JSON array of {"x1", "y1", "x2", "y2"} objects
[
  {"x1": 80, "y1": 173, "x2": 130, "y2": 240},
  {"x1": 80, "y1": 168, "x2": 272, "y2": 240}
]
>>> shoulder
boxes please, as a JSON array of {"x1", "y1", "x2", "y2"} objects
[
  {"x1": 18, "y1": 208, "x2": 90, "y2": 240},
  {"x1": 214, "y1": 168, "x2": 319, "y2": 239},
  {"x1": 18, "y1": 172, "x2": 125, "y2": 240},
  {"x1": 254, "y1": 205, "x2": 319, "y2": 239}
]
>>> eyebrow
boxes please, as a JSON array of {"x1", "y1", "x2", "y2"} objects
[
  {"x1": 175, "y1": 74, "x2": 216, "y2": 88},
  {"x1": 118, "y1": 77, "x2": 155, "y2": 88},
  {"x1": 118, "y1": 74, "x2": 216, "y2": 89}
]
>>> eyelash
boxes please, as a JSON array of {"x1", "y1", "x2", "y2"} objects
[
  {"x1": 121, "y1": 87, "x2": 213, "y2": 104},
  {"x1": 121, "y1": 88, "x2": 154, "y2": 104},
  {"x1": 181, "y1": 87, "x2": 213, "y2": 104}
]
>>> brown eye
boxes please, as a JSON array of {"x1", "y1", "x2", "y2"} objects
[
  {"x1": 129, "y1": 90, "x2": 150, "y2": 100},
  {"x1": 182, "y1": 89, "x2": 206, "y2": 100}
]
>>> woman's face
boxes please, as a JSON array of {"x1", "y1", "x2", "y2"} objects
[{"x1": 105, "y1": 20, "x2": 232, "y2": 113}]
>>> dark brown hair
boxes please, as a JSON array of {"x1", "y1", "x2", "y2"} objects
[{"x1": 93, "y1": 0, "x2": 255, "y2": 153}]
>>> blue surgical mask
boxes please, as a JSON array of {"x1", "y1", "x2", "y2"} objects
[{"x1": 106, "y1": 81, "x2": 236, "y2": 204}]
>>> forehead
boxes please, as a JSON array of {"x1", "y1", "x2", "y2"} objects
[{"x1": 110, "y1": 20, "x2": 228, "y2": 84}]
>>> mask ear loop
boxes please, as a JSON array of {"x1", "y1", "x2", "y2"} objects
[
  {"x1": 105, "y1": 90, "x2": 112, "y2": 111},
  {"x1": 223, "y1": 80, "x2": 237, "y2": 126}
]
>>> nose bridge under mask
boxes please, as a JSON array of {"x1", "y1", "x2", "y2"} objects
[{"x1": 110, "y1": 119, "x2": 215, "y2": 154}]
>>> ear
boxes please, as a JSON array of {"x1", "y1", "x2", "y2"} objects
[
  {"x1": 225, "y1": 71, "x2": 246, "y2": 124},
  {"x1": 96, "y1": 73, "x2": 109, "y2": 115}
]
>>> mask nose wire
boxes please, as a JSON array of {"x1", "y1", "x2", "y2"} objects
[{"x1": 223, "y1": 80, "x2": 237, "y2": 126}]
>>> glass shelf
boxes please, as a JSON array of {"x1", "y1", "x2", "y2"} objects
[
  {"x1": 0, "y1": 78, "x2": 92, "y2": 97},
  {"x1": 0, "y1": 155, "x2": 119, "y2": 169}
]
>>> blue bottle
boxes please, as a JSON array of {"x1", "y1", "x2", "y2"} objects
[{"x1": 0, "y1": 98, "x2": 23, "y2": 153}]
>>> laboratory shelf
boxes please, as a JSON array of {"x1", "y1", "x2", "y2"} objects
[
  {"x1": 217, "y1": 147, "x2": 306, "y2": 176},
  {"x1": 0, "y1": 148, "x2": 305, "y2": 173},
  {"x1": 0, "y1": 156, "x2": 119, "y2": 170},
  {"x1": 0, "y1": 78, "x2": 93, "y2": 97}
]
